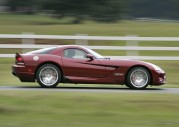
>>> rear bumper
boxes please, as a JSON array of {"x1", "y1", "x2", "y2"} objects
[{"x1": 12, "y1": 65, "x2": 35, "y2": 82}]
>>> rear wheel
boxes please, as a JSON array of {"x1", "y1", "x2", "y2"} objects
[
  {"x1": 126, "y1": 67, "x2": 151, "y2": 89},
  {"x1": 36, "y1": 64, "x2": 61, "y2": 88}
]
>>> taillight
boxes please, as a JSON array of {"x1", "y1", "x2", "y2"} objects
[
  {"x1": 16, "y1": 57, "x2": 23, "y2": 62},
  {"x1": 15, "y1": 53, "x2": 24, "y2": 65}
]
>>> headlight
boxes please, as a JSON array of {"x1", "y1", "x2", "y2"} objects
[{"x1": 155, "y1": 69, "x2": 165, "y2": 73}]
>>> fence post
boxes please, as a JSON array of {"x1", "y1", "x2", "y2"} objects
[
  {"x1": 75, "y1": 34, "x2": 88, "y2": 45},
  {"x1": 22, "y1": 32, "x2": 35, "y2": 53},
  {"x1": 126, "y1": 35, "x2": 139, "y2": 56}
]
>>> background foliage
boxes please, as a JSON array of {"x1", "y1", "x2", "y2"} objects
[{"x1": 4, "y1": 0, "x2": 179, "y2": 23}]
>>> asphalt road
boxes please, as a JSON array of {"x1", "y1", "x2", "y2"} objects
[{"x1": 0, "y1": 86, "x2": 179, "y2": 94}]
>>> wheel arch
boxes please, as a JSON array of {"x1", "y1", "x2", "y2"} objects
[
  {"x1": 125, "y1": 65, "x2": 153, "y2": 85},
  {"x1": 35, "y1": 61, "x2": 63, "y2": 81}
]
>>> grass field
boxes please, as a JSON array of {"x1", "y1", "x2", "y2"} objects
[
  {"x1": 0, "y1": 91, "x2": 179, "y2": 127},
  {"x1": 1, "y1": 13, "x2": 179, "y2": 37},
  {"x1": 0, "y1": 13, "x2": 179, "y2": 127}
]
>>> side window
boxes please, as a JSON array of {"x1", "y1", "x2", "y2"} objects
[{"x1": 64, "y1": 49, "x2": 87, "y2": 59}]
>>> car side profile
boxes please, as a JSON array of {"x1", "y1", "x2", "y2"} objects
[{"x1": 12, "y1": 45, "x2": 166, "y2": 89}]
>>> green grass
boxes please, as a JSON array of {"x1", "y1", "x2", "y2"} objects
[
  {"x1": 0, "y1": 14, "x2": 179, "y2": 127},
  {"x1": 0, "y1": 13, "x2": 179, "y2": 127},
  {"x1": 0, "y1": 91, "x2": 179, "y2": 127},
  {"x1": 1, "y1": 13, "x2": 179, "y2": 37}
]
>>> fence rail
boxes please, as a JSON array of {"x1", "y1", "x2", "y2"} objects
[
  {"x1": 0, "y1": 34, "x2": 179, "y2": 60},
  {"x1": 1, "y1": 44, "x2": 179, "y2": 51},
  {"x1": 1, "y1": 34, "x2": 179, "y2": 41}
]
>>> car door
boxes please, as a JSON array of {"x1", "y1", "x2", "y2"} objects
[{"x1": 62, "y1": 48, "x2": 106, "y2": 78}]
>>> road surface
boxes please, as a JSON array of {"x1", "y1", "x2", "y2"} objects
[{"x1": 0, "y1": 86, "x2": 179, "y2": 94}]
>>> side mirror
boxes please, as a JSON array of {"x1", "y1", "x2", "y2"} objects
[{"x1": 86, "y1": 54, "x2": 94, "y2": 60}]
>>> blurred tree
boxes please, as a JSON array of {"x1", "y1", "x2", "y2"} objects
[
  {"x1": 6, "y1": 0, "x2": 36, "y2": 14},
  {"x1": 6, "y1": 0, "x2": 179, "y2": 22},
  {"x1": 41, "y1": 0, "x2": 123, "y2": 23},
  {"x1": 126, "y1": 0, "x2": 179, "y2": 20},
  {"x1": 89, "y1": 0, "x2": 122, "y2": 22}
]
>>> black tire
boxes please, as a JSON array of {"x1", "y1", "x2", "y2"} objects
[
  {"x1": 36, "y1": 64, "x2": 61, "y2": 88},
  {"x1": 126, "y1": 67, "x2": 151, "y2": 89}
]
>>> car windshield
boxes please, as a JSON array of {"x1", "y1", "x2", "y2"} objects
[{"x1": 84, "y1": 47, "x2": 104, "y2": 59}]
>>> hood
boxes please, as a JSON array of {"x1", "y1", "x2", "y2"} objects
[
  {"x1": 99, "y1": 58, "x2": 164, "y2": 72},
  {"x1": 99, "y1": 58, "x2": 145, "y2": 67}
]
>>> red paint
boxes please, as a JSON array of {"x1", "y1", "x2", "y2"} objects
[{"x1": 12, "y1": 45, "x2": 166, "y2": 86}]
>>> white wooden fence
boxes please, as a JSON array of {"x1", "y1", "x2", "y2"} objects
[{"x1": 0, "y1": 34, "x2": 179, "y2": 60}]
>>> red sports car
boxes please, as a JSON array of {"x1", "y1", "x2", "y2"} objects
[{"x1": 12, "y1": 45, "x2": 166, "y2": 89}]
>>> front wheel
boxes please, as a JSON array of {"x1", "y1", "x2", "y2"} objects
[
  {"x1": 36, "y1": 64, "x2": 61, "y2": 88},
  {"x1": 126, "y1": 67, "x2": 151, "y2": 89}
]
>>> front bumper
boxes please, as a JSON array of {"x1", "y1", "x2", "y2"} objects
[{"x1": 152, "y1": 71, "x2": 166, "y2": 85}]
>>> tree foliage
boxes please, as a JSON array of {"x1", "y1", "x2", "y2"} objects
[
  {"x1": 6, "y1": 0, "x2": 123, "y2": 22},
  {"x1": 126, "y1": 0, "x2": 179, "y2": 19},
  {"x1": 41, "y1": 0, "x2": 122, "y2": 22},
  {"x1": 5, "y1": 0, "x2": 179, "y2": 23},
  {"x1": 6, "y1": 0, "x2": 36, "y2": 14}
]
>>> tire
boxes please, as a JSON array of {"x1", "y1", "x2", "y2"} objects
[
  {"x1": 36, "y1": 64, "x2": 61, "y2": 88},
  {"x1": 126, "y1": 67, "x2": 151, "y2": 89}
]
